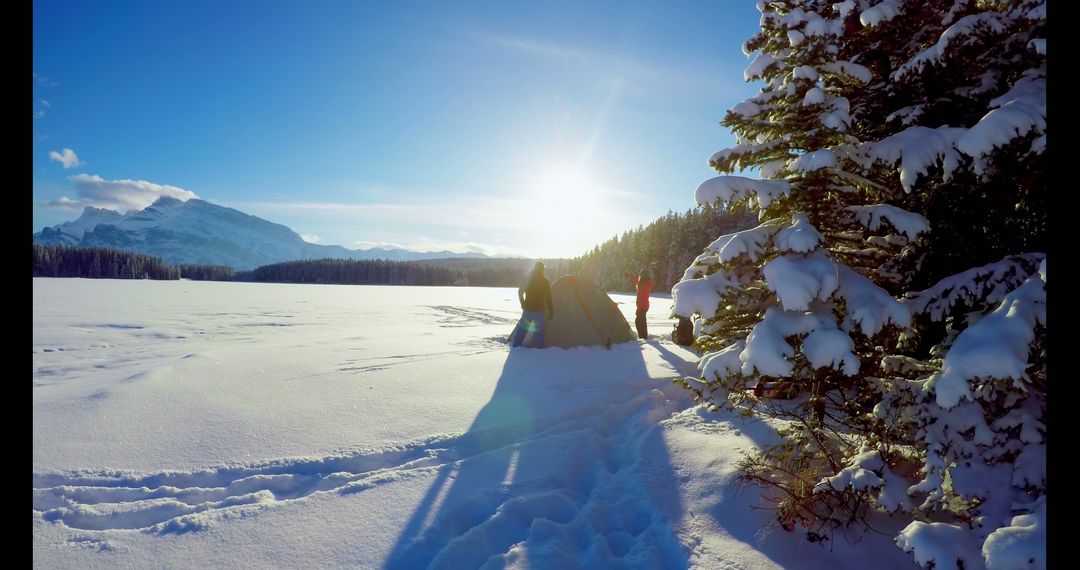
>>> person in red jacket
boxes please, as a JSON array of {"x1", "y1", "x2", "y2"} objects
[{"x1": 625, "y1": 268, "x2": 652, "y2": 339}]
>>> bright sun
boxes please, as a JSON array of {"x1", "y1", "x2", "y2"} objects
[{"x1": 526, "y1": 164, "x2": 604, "y2": 227}]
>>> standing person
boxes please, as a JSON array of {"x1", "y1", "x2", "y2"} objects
[
  {"x1": 511, "y1": 261, "x2": 554, "y2": 348},
  {"x1": 625, "y1": 268, "x2": 652, "y2": 339}
]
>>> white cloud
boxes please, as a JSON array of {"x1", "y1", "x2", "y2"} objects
[
  {"x1": 48, "y1": 148, "x2": 83, "y2": 169},
  {"x1": 301, "y1": 234, "x2": 322, "y2": 244},
  {"x1": 41, "y1": 99, "x2": 51, "y2": 108},
  {"x1": 38, "y1": 196, "x2": 85, "y2": 211},
  {"x1": 42, "y1": 174, "x2": 199, "y2": 213}
]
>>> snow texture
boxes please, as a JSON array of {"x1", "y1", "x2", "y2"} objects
[
  {"x1": 982, "y1": 497, "x2": 1046, "y2": 570},
  {"x1": 956, "y1": 77, "x2": 1046, "y2": 167},
  {"x1": 856, "y1": 126, "x2": 966, "y2": 191},
  {"x1": 802, "y1": 87, "x2": 826, "y2": 105},
  {"x1": 819, "y1": 60, "x2": 872, "y2": 83},
  {"x1": 833, "y1": 0, "x2": 856, "y2": 19},
  {"x1": 932, "y1": 275, "x2": 1045, "y2": 408},
  {"x1": 836, "y1": 265, "x2": 911, "y2": 335},
  {"x1": 792, "y1": 65, "x2": 820, "y2": 81},
  {"x1": 894, "y1": 13, "x2": 1007, "y2": 78},
  {"x1": 730, "y1": 100, "x2": 762, "y2": 118},
  {"x1": 745, "y1": 52, "x2": 779, "y2": 81},
  {"x1": 904, "y1": 253, "x2": 1045, "y2": 322},
  {"x1": 706, "y1": 218, "x2": 785, "y2": 263},
  {"x1": 846, "y1": 204, "x2": 930, "y2": 239},
  {"x1": 814, "y1": 449, "x2": 884, "y2": 493},
  {"x1": 695, "y1": 176, "x2": 791, "y2": 209},
  {"x1": 740, "y1": 305, "x2": 859, "y2": 377},
  {"x1": 860, "y1": 0, "x2": 904, "y2": 27},
  {"x1": 896, "y1": 521, "x2": 984, "y2": 570},
  {"x1": 34, "y1": 279, "x2": 916, "y2": 569},
  {"x1": 672, "y1": 269, "x2": 742, "y2": 318},
  {"x1": 774, "y1": 213, "x2": 823, "y2": 253},
  {"x1": 787, "y1": 149, "x2": 837, "y2": 172},
  {"x1": 762, "y1": 251, "x2": 840, "y2": 312},
  {"x1": 699, "y1": 341, "x2": 746, "y2": 384}
]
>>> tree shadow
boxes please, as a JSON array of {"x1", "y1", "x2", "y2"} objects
[{"x1": 384, "y1": 344, "x2": 689, "y2": 569}]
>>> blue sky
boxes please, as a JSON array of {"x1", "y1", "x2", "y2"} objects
[{"x1": 33, "y1": 0, "x2": 762, "y2": 258}]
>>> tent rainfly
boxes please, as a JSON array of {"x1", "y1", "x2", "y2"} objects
[{"x1": 533, "y1": 276, "x2": 637, "y2": 348}]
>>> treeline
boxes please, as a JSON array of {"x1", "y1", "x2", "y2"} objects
[
  {"x1": 570, "y1": 204, "x2": 756, "y2": 292},
  {"x1": 175, "y1": 264, "x2": 236, "y2": 281},
  {"x1": 34, "y1": 205, "x2": 755, "y2": 290},
  {"x1": 33, "y1": 244, "x2": 234, "y2": 281},
  {"x1": 411, "y1": 258, "x2": 575, "y2": 287},
  {"x1": 34, "y1": 244, "x2": 180, "y2": 279},
  {"x1": 247, "y1": 258, "x2": 464, "y2": 286},
  {"x1": 245, "y1": 258, "x2": 574, "y2": 287}
]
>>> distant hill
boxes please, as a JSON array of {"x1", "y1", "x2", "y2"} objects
[{"x1": 33, "y1": 197, "x2": 487, "y2": 269}]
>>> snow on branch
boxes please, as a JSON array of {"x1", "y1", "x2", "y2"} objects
[
  {"x1": 846, "y1": 204, "x2": 929, "y2": 239},
  {"x1": 982, "y1": 497, "x2": 1046, "y2": 570},
  {"x1": 729, "y1": 100, "x2": 762, "y2": 118},
  {"x1": 896, "y1": 521, "x2": 984, "y2": 570},
  {"x1": 787, "y1": 149, "x2": 836, "y2": 173},
  {"x1": 671, "y1": 269, "x2": 743, "y2": 318},
  {"x1": 695, "y1": 176, "x2": 791, "y2": 209},
  {"x1": 904, "y1": 253, "x2": 1044, "y2": 321},
  {"x1": 706, "y1": 218, "x2": 785, "y2": 263},
  {"x1": 930, "y1": 275, "x2": 1045, "y2": 409},
  {"x1": 1025, "y1": 2, "x2": 1046, "y2": 21},
  {"x1": 854, "y1": 126, "x2": 966, "y2": 191},
  {"x1": 708, "y1": 140, "x2": 786, "y2": 170},
  {"x1": 699, "y1": 340, "x2": 746, "y2": 384},
  {"x1": 860, "y1": 0, "x2": 904, "y2": 27},
  {"x1": 792, "y1": 65, "x2": 819, "y2": 81},
  {"x1": 745, "y1": 52, "x2": 780, "y2": 81},
  {"x1": 956, "y1": 76, "x2": 1046, "y2": 168},
  {"x1": 774, "y1": 213, "x2": 823, "y2": 253},
  {"x1": 762, "y1": 251, "x2": 839, "y2": 311},
  {"x1": 819, "y1": 60, "x2": 872, "y2": 84},
  {"x1": 814, "y1": 448, "x2": 884, "y2": 493},
  {"x1": 740, "y1": 305, "x2": 859, "y2": 377},
  {"x1": 836, "y1": 265, "x2": 911, "y2": 335},
  {"x1": 893, "y1": 13, "x2": 1007, "y2": 79}
]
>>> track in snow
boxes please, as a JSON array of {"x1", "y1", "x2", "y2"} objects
[{"x1": 34, "y1": 342, "x2": 697, "y2": 568}]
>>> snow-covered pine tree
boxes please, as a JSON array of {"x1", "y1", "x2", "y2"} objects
[{"x1": 672, "y1": 1, "x2": 1045, "y2": 567}]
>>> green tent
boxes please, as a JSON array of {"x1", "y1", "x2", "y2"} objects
[{"x1": 541, "y1": 276, "x2": 637, "y2": 348}]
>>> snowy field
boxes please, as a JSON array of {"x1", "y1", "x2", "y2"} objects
[{"x1": 33, "y1": 278, "x2": 915, "y2": 568}]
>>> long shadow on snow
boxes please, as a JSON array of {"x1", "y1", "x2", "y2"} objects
[{"x1": 384, "y1": 343, "x2": 689, "y2": 569}]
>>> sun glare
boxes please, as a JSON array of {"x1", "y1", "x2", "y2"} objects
[
  {"x1": 526, "y1": 164, "x2": 604, "y2": 227},
  {"x1": 510, "y1": 160, "x2": 633, "y2": 256}
]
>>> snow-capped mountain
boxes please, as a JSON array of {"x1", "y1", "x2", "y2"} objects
[{"x1": 33, "y1": 197, "x2": 487, "y2": 269}]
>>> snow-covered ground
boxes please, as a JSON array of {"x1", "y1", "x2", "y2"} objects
[{"x1": 33, "y1": 278, "x2": 915, "y2": 568}]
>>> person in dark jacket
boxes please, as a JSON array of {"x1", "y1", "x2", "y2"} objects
[
  {"x1": 625, "y1": 268, "x2": 652, "y2": 339},
  {"x1": 511, "y1": 261, "x2": 554, "y2": 348}
]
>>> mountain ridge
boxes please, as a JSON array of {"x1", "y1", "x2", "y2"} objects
[{"x1": 33, "y1": 197, "x2": 488, "y2": 269}]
